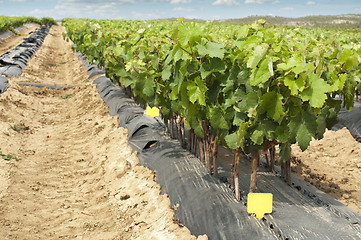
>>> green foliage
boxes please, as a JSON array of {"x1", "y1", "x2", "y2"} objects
[
  {"x1": 0, "y1": 16, "x2": 56, "y2": 33},
  {"x1": 0, "y1": 151, "x2": 20, "y2": 161},
  {"x1": 62, "y1": 18, "x2": 359, "y2": 162},
  {"x1": 10, "y1": 124, "x2": 29, "y2": 133}
]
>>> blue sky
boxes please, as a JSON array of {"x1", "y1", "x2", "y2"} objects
[{"x1": 1, "y1": 0, "x2": 361, "y2": 20}]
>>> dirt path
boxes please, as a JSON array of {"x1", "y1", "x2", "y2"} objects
[
  {"x1": 0, "y1": 25, "x2": 203, "y2": 240},
  {"x1": 291, "y1": 128, "x2": 361, "y2": 214},
  {"x1": 0, "y1": 24, "x2": 39, "y2": 56}
]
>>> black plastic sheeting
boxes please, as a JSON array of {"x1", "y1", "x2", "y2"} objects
[
  {"x1": 76, "y1": 51, "x2": 105, "y2": 79},
  {"x1": 0, "y1": 25, "x2": 50, "y2": 78},
  {"x1": 73, "y1": 47, "x2": 361, "y2": 239},
  {"x1": 333, "y1": 101, "x2": 361, "y2": 142},
  {"x1": 0, "y1": 75, "x2": 10, "y2": 95}
]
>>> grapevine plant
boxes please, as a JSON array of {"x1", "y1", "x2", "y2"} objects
[
  {"x1": 0, "y1": 16, "x2": 56, "y2": 33},
  {"x1": 63, "y1": 18, "x2": 360, "y2": 200}
]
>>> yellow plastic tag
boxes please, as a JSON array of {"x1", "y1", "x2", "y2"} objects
[
  {"x1": 247, "y1": 193, "x2": 273, "y2": 220},
  {"x1": 146, "y1": 106, "x2": 160, "y2": 117}
]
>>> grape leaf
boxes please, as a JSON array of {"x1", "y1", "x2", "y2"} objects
[
  {"x1": 296, "y1": 122, "x2": 312, "y2": 151},
  {"x1": 250, "y1": 121, "x2": 276, "y2": 145},
  {"x1": 200, "y1": 58, "x2": 226, "y2": 79},
  {"x1": 197, "y1": 42, "x2": 225, "y2": 59},
  {"x1": 275, "y1": 125, "x2": 290, "y2": 143},
  {"x1": 187, "y1": 81, "x2": 207, "y2": 106},
  {"x1": 237, "y1": 25, "x2": 249, "y2": 39},
  {"x1": 210, "y1": 106, "x2": 229, "y2": 130},
  {"x1": 301, "y1": 73, "x2": 331, "y2": 108},
  {"x1": 277, "y1": 54, "x2": 303, "y2": 71},
  {"x1": 143, "y1": 76, "x2": 154, "y2": 97},
  {"x1": 247, "y1": 43, "x2": 269, "y2": 69},
  {"x1": 190, "y1": 116, "x2": 204, "y2": 138},
  {"x1": 330, "y1": 73, "x2": 347, "y2": 91},
  {"x1": 225, "y1": 132, "x2": 239, "y2": 150},
  {"x1": 162, "y1": 64, "x2": 172, "y2": 81},
  {"x1": 250, "y1": 58, "x2": 272, "y2": 87},
  {"x1": 284, "y1": 75, "x2": 305, "y2": 95},
  {"x1": 304, "y1": 110, "x2": 318, "y2": 134},
  {"x1": 250, "y1": 128, "x2": 264, "y2": 145},
  {"x1": 258, "y1": 92, "x2": 285, "y2": 123},
  {"x1": 279, "y1": 143, "x2": 291, "y2": 162},
  {"x1": 246, "y1": 91, "x2": 258, "y2": 109},
  {"x1": 225, "y1": 122, "x2": 248, "y2": 149}
]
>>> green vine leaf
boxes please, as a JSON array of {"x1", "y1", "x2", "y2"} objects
[{"x1": 301, "y1": 73, "x2": 331, "y2": 108}]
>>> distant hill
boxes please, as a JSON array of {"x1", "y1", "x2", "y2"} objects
[{"x1": 221, "y1": 14, "x2": 361, "y2": 29}]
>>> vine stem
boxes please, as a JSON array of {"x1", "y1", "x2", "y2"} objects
[
  {"x1": 179, "y1": 46, "x2": 202, "y2": 65},
  {"x1": 233, "y1": 148, "x2": 241, "y2": 201},
  {"x1": 250, "y1": 150, "x2": 259, "y2": 193},
  {"x1": 281, "y1": 159, "x2": 291, "y2": 185},
  {"x1": 109, "y1": 53, "x2": 124, "y2": 67},
  {"x1": 202, "y1": 121, "x2": 211, "y2": 174},
  {"x1": 149, "y1": 39, "x2": 160, "y2": 53},
  {"x1": 211, "y1": 136, "x2": 218, "y2": 176}
]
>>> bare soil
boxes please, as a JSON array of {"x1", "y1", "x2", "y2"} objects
[
  {"x1": 0, "y1": 25, "x2": 206, "y2": 240},
  {"x1": 291, "y1": 128, "x2": 361, "y2": 214}
]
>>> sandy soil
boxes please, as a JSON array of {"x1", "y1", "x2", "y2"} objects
[
  {"x1": 0, "y1": 25, "x2": 205, "y2": 240},
  {"x1": 0, "y1": 24, "x2": 39, "y2": 56},
  {"x1": 291, "y1": 128, "x2": 361, "y2": 214}
]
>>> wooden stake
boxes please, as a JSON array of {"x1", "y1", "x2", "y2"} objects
[
  {"x1": 205, "y1": 138, "x2": 211, "y2": 174},
  {"x1": 199, "y1": 137, "x2": 204, "y2": 162},
  {"x1": 192, "y1": 131, "x2": 197, "y2": 155},
  {"x1": 188, "y1": 129, "x2": 193, "y2": 151},
  {"x1": 285, "y1": 159, "x2": 291, "y2": 185},
  {"x1": 281, "y1": 157, "x2": 291, "y2": 184},
  {"x1": 233, "y1": 148, "x2": 241, "y2": 201},
  {"x1": 202, "y1": 121, "x2": 212, "y2": 174},
  {"x1": 173, "y1": 117, "x2": 178, "y2": 139},
  {"x1": 212, "y1": 136, "x2": 218, "y2": 176},
  {"x1": 196, "y1": 136, "x2": 201, "y2": 158},
  {"x1": 231, "y1": 150, "x2": 236, "y2": 190},
  {"x1": 269, "y1": 146, "x2": 275, "y2": 174},
  {"x1": 169, "y1": 118, "x2": 174, "y2": 138},
  {"x1": 178, "y1": 117, "x2": 185, "y2": 148},
  {"x1": 250, "y1": 150, "x2": 259, "y2": 193}
]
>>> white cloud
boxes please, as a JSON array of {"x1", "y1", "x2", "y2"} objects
[
  {"x1": 29, "y1": 8, "x2": 43, "y2": 14},
  {"x1": 306, "y1": 1, "x2": 316, "y2": 5},
  {"x1": 172, "y1": 7, "x2": 194, "y2": 11},
  {"x1": 170, "y1": 0, "x2": 191, "y2": 4},
  {"x1": 9, "y1": 0, "x2": 46, "y2": 1},
  {"x1": 280, "y1": 7, "x2": 294, "y2": 11},
  {"x1": 212, "y1": 0, "x2": 240, "y2": 6},
  {"x1": 244, "y1": 0, "x2": 270, "y2": 4},
  {"x1": 57, "y1": 0, "x2": 168, "y2": 5},
  {"x1": 132, "y1": 11, "x2": 160, "y2": 19},
  {"x1": 185, "y1": 15, "x2": 200, "y2": 19},
  {"x1": 272, "y1": 0, "x2": 280, "y2": 4},
  {"x1": 29, "y1": 2, "x2": 123, "y2": 20}
]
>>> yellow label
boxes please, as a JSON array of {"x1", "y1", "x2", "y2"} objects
[
  {"x1": 146, "y1": 106, "x2": 160, "y2": 117},
  {"x1": 247, "y1": 193, "x2": 273, "y2": 220}
]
